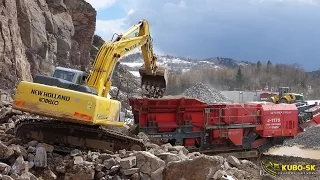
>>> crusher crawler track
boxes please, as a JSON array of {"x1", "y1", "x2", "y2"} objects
[
  {"x1": 199, "y1": 148, "x2": 262, "y2": 160},
  {"x1": 14, "y1": 116, "x2": 146, "y2": 153}
]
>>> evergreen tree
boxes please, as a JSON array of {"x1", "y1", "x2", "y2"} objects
[
  {"x1": 266, "y1": 60, "x2": 272, "y2": 72},
  {"x1": 301, "y1": 73, "x2": 308, "y2": 89},
  {"x1": 256, "y1": 61, "x2": 262, "y2": 73},
  {"x1": 236, "y1": 67, "x2": 244, "y2": 89}
]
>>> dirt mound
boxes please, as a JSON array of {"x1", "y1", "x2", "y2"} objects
[{"x1": 182, "y1": 82, "x2": 232, "y2": 104}]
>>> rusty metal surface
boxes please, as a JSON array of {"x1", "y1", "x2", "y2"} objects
[{"x1": 14, "y1": 116, "x2": 146, "y2": 153}]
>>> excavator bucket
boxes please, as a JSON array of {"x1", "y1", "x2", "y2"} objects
[{"x1": 139, "y1": 65, "x2": 168, "y2": 98}]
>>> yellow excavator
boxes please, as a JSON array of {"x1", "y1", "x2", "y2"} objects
[
  {"x1": 12, "y1": 19, "x2": 167, "y2": 152},
  {"x1": 270, "y1": 87, "x2": 305, "y2": 104}
]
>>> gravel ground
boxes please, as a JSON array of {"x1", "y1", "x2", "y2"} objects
[
  {"x1": 182, "y1": 82, "x2": 232, "y2": 104},
  {"x1": 283, "y1": 125, "x2": 320, "y2": 149}
]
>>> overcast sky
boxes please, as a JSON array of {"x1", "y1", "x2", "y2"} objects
[{"x1": 85, "y1": 0, "x2": 320, "y2": 71}]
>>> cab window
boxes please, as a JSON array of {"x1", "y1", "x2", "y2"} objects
[{"x1": 53, "y1": 70, "x2": 75, "y2": 82}]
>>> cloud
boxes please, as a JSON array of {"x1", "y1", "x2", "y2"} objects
[
  {"x1": 95, "y1": 0, "x2": 320, "y2": 71},
  {"x1": 96, "y1": 18, "x2": 126, "y2": 40},
  {"x1": 95, "y1": 12, "x2": 166, "y2": 55},
  {"x1": 85, "y1": 0, "x2": 117, "y2": 10},
  {"x1": 128, "y1": 9, "x2": 135, "y2": 15}
]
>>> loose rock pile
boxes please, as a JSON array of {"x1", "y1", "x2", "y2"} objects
[
  {"x1": 0, "y1": 140, "x2": 262, "y2": 180},
  {"x1": 182, "y1": 82, "x2": 232, "y2": 104},
  {"x1": 284, "y1": 125, "x2": 320, "y2": 149}
]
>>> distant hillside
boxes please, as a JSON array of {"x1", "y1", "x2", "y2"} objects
[
  {"x1": 115, "y1": 52, "x2": 320, "y2": 99},
  {"x1": 120, "y1": 52, "x2": 253, "y2": 77},
  {"x1": 201, "y1": 57, "x2": 254, "y2": 69},
  {"x1": 307, "y1": 70, "x2": 320, "y2": 78}
]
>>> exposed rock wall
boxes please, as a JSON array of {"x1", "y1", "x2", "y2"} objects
[
  {"x1": 0, "y1": 0, "x2": 96, "y2": 90},
  {"x1": 0, "y1": 0, "x2": 32, "y2": 89}
]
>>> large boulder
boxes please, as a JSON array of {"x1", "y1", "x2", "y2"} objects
[
  {"x1": 135, "y1": 151, "x2": 166, "y2": 180},
  {"x1": 157, "y1": 153, "x2": 183, "y2": 164},
  {"x1": 11, "y1": 156, "x2": 28, "y2": 175},
  {"x1": 34, "y1": 147, "x2": 47, "y2": 168},
  {"x1": 162, "y1": 155, "x2": 223, "y2": 180},
  {"x1": 0, "y1": 141, "x2": 14, "y2": 160},
  {"x1": 64, "y1": 164, "x2": 95, "y2": 180}
]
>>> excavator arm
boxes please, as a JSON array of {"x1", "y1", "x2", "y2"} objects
[{"x1": 86, "y1": 19, "x2": 167, "y2": 98}]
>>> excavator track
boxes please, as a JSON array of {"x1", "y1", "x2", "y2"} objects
[{"x1": 14, "y1": 116, "x2": 146, "y2": 153}]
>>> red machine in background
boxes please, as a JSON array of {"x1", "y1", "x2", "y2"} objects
[
  {"x1": 260, "y1": 92, "x2": 278, "y2": 101},
  {"x1": 129, "y1": 97, "x2": 320, "y2": 159}
]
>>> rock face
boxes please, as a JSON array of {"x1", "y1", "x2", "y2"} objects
[
  {"x1": 0, "y1": 0, "x2": 96, "y2": 90},
  {"x1": 0, "y1": 0, "x2": 32, "y2": 89},
  {"x1": 90, "y1": 34, "x2": 104, "y2": 60}
]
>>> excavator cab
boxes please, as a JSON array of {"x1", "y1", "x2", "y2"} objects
[
  {"x1": 34, "y1": 67, "x2": 97, "y2": 95},
  {"x1": 52, "y1": 67, "x2": 88, "y2": 85}
]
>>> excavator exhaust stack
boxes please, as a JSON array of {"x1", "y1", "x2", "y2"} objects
[{"x1": 139, "y1": 65, "x2": 168, "y2": 98}]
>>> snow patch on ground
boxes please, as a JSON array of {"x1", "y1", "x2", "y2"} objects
[
  {"x1": 122, "y1": 62, "x2": 143, "y2": 67},
  {"x1": 306, "y1": 100, "x2": 320, "y2": 105},
  {"x1": 182, "y1": 69, "x2": 191, "y2": 72},
  {"x1": 120, "y1": 55, "x2": 224, "y2": 76},
  {"x1": 167, "y1": 58, "x2": 192, "y2": 64},
  {"x1": 199, "y1": 61, "x2": 215, "y2": 64},
  {"x1": 129, "y1": 71, "x2": 140, "y2": 77}
]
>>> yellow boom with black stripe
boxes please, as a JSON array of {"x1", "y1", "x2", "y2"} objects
[{"x1": 12, "y1": 19, "x2": 168, "y2": 153}]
